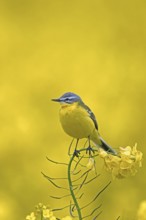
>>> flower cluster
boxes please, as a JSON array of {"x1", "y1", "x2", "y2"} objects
[
  {"x1": 99, "y1": 143, "x2": 143, "y2": 179},
  {"x1": 26, "y1": 203, "x2": 72, "y2": 220},
  {"x1": 137, "y1": 200, "x2": 146, "y2": 220}
]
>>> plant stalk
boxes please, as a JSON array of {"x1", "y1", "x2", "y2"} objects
[{"x1": 68, "y1": 153, "x2": 82, "y2": 220}]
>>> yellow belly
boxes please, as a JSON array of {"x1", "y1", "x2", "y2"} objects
[{"x1": 59, "y1": 103, "x2": 95, "y2": 139}]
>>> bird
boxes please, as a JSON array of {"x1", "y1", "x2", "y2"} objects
[{"x1": 52, "y1": 92, "x2": 117, "y2": 155}]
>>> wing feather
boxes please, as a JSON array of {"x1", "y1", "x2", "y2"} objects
[{"x1": 81, "y1": 102, "x2": 98, "y2": 130}]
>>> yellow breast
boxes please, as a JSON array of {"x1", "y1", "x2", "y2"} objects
[{"x1": 59, "y1": 102, "x2": 95, "y2": 139}]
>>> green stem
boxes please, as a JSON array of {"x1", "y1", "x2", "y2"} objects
[
  {"x1": 67, "y1": 147, "x2": 98, "y2": 219},
  {"x1": 68, "y1": 153, "x2": 82, "y2": 220}
]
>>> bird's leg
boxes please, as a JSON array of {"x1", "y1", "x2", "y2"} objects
[
  {"x1": 68, "y1": 138, "x2": 75, "y2": 156},
  {"x1": 73, "y1": 139, "x2": 80, "y2": 157},
  {"x1": 86, "y1": 136, "x2": 95, "y2": 156}
]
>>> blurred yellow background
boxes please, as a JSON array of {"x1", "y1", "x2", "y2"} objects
[{"x1": 0, "y1": 0, "x2": 146, "y2": 219}]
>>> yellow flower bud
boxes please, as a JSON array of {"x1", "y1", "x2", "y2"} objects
[
  {"x1": 26, "y1": 212, "x2": 36, "y2": 220},
  {"x1": 86, "y1": 157, "x2": 95, "y2": 171}
]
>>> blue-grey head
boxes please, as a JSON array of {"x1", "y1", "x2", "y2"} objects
[{"x1": 52, "y1": 92, "x2": 82, "y2": 104}]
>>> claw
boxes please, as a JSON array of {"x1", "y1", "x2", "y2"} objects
[
  {"x1": 73, "y1": 149, "x2": 80, "y2": 157},
  {"x1": 86, "y1": 146, "x2": 95, "y2": 156}
]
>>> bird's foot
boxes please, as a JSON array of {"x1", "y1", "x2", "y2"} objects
[
  {"x1": 86, "y1": 146, "x2": 95, "y2": 156},
  {"x1": 73, "y1": 149, "x2": 80, "y2": 157}
]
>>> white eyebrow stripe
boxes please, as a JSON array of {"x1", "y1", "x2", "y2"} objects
[
  {"x1": 61, "y1": 96, "x2": 77, "y2": 100},
  {"x1": 69, "y1": 96, "x2": 77, "y2": 99}
]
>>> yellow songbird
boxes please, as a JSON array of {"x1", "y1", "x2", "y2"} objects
[{"x1": 52, "y1": 92, "x2": 117, "y2": 155}]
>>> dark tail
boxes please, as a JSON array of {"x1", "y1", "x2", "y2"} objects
[{"x1": 100, "y1": 137, "x2": 117, "y2": 156}]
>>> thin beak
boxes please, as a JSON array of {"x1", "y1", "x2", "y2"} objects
[{"x1": 51, "y1": 98, "x2": 61, "y2": 102}]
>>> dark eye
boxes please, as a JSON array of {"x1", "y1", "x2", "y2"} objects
[{"x1": 65, "y1": 98, "x2": 71, "y2": 103}]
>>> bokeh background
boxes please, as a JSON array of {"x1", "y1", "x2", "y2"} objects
[{"x1": 0, "y1": 0, "x2": 146, "y2": 219}]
